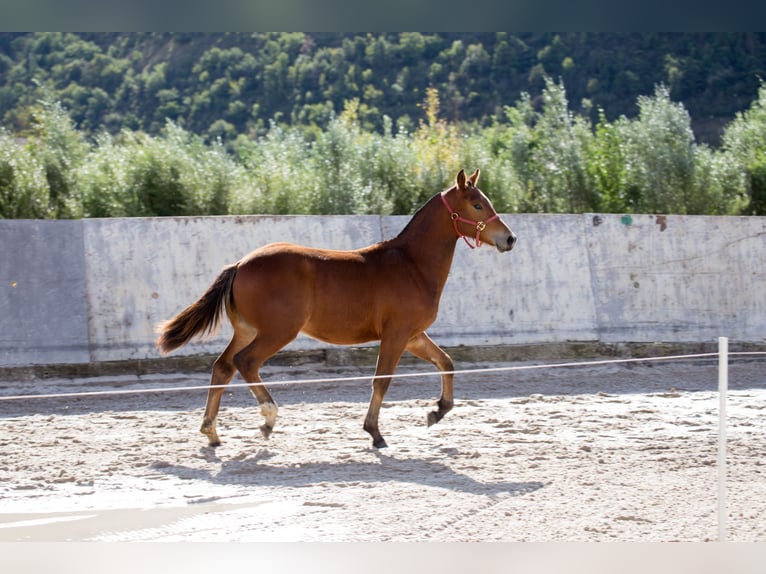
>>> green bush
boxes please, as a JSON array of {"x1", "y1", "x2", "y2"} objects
[
  {"x1": 0, "y1": 130, "x2": 50, "y2": 218},
  {"x1": 746, "y1": 161, "x2": 766, "y2": 215},
  {"x1": 78, "y1": 122, "x2": 250, "y2": 217},
  {"x1": 27, "y1": 99, "x2": 88, "y2": 218},
  {"x1": 3, "y1": 79, "x2": 766, "y2": 219},
  {"x1": 721, "y1": 81, "x2": 766, "y2": 214},
  {"x1": 620, "y1": 85, "x2": 697, "y2": 214}
]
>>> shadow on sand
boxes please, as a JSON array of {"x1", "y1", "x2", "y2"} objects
[{"x1": 150, "y1": 447, "x2": 545, "y2": 498}]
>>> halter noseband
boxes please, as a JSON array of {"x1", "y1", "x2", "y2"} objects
[{"x1": 440, "y1": 192, "x2": 499, "y2": 249}]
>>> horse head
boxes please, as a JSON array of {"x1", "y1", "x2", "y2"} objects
[{"x1": 445, "y1": 168, "x2": 517, "y2": 252}]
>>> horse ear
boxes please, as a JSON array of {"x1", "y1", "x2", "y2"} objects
[
  {"x1": 469, "y1": 168, "x2": 480, "y2": 186},
  {"x1": 456, "y1": 169, "x2": 466, "y2": 190}
]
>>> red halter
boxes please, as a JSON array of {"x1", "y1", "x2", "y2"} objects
[{"x1": 440, "y1": 192, "x2": 499, "y2": 249}]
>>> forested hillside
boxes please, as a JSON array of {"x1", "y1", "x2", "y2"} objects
[
  {"x1": 2, "y1": 33, "x2": 766, "y2": 219},
  {"x1": 1, "y1": 32, "x2": 765, "y2": 144}
]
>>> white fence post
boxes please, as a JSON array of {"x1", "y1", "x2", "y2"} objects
[{"x1": 718, "y1": 336, "x2": 728, "y2": 542}]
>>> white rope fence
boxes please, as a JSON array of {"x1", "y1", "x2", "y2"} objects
[
  {"x1": 2, "y1": 349, "x2": 764, "y2": 402},
  {"x1": 1, "y1": 339, "x2": 764, "y2": 541}
]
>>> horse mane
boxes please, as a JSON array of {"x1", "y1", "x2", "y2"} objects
[{"x1": 388, "y1": 189, "x2": 447, "y2": 243}]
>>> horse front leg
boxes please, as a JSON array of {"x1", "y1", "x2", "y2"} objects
[
  {"x1": 363, "y1": 336, "x2": 407, "y2": 448},
  {"x1": 406, "y1": 332, "x2": 454, "y2": 427}
]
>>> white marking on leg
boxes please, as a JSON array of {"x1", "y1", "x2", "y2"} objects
[{"x1": 260, "y1": 402, "x2": 278, "y2": 429}]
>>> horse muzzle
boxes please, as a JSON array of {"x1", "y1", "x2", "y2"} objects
[{"x1": 495, "y1": 231, "x2": 517, "y2": 253}]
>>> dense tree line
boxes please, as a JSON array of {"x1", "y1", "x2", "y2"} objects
[
  {"x1": 2, "y1": 78, "x2": 765, "y2": 219},
  {"x1": 1, "y1": 32, "x2": 765, "y2": 145}
]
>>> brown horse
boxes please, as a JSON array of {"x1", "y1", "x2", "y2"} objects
[{"x1": 156, "y1": 168, "x2": 516, "y2": 448}]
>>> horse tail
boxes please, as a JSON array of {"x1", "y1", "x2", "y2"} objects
[{"x1": 155, "y1": 263, "x2": 238, "y2": 355}]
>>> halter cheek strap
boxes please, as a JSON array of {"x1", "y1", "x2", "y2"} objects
[{"x1": 440, "y1": 192, "x2": 499, "y2": 249}]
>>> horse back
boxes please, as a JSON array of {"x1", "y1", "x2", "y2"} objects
[{"x1": 231, "y1": 241, "x2": 438, "y2": 344}]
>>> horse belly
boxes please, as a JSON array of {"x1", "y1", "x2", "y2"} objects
[
  {"x1": 303, "y1": 284, "x2": 438, "y2": 345},
  {"x1": 302, "y1": 294, "x2": 380, "y2": 345}
]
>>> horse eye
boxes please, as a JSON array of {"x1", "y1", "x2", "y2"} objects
[{"x1": 474, "y1": 203, "x2": 483, "y2": 210}]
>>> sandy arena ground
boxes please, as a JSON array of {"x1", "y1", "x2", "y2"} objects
[{"x1": 1, "y1": 356, "x2": 764, "y2": 543}]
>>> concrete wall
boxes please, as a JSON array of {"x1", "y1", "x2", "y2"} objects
[
  {"x1": 0, "y1": 221, "x2": 90, "y2": 365},
  {"x1": 1, "y1": 213, "x2": 764, "y2": 367}
]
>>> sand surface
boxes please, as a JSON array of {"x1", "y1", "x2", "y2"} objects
[{"x1": 1, "y1": 356, "x2": 764, "y2": 542}]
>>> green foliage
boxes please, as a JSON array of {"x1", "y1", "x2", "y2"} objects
[
  {"x1": 520, "y1": 77, "x2": 595, "y2": 212},
  {"x1": 0, "y1": 32, "x2": 763, "y2": 219},
  {"x1": 1, "y1": 96, "x2": 89, "y2": 219},
  {"x1": 2, "y1": 33, "x2": 765, "y2": 146},
  {"x1": 720, "y1": 81, "x2": 766, "y2": 214},
  {"x1": 26, "y1": 98, "x2": 88, "y2": 218},
  {"x1": 0, "y1": 129, "x2": 49, "y2": 218},
  {"x1": 585, "y1": 109, "x2": 629, "y2": 213},
  {"x1": 3, "y1": 78, "x2": 766, "y2": 219},
  {"x1": 75, "y1": 122, "x2": 248, "y2": 218},
  {"x1": 619, "y1": 85, "x2": 697, "y2": 214},
  {"x1": 747, "y1": 163, "x2": 766, "y2": 215}
]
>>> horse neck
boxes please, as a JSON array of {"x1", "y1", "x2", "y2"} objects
[{"x1": 392, "y1": 191, "x2": 458, "y2": 288}]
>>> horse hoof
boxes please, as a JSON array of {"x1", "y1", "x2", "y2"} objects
[
  {"x1": 260, "y1": 424, "x2": 273, "y2": 439},
  {"x1": 427, "y1": 411, "x2": 440, "y2": 427},
  {"x1": 373, "y1": 438, "x2": 388, "y2": 449},
  {"x1": 208, "y1": 439, "x2": 221, "y2": 447}
]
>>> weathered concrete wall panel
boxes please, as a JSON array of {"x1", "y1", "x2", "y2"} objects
[
  {"x1": 2, "y1": 212, "x2": 764, "y2": 367},
  {"x1": 0, "y1": 220, "x2": 89, "y2": 365},
  {"x1": 585, "y1": 213, "x2": 766, "y2": 343}
]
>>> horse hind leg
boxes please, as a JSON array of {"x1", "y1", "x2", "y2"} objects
[
  {"x1": 201, "y1": 333, "x2": 250, "y2": 447},
  {"x1": 253, "y1": 385, "x2": 278, "y2": 440},
  {"x1": 233, "y1": 330, "x2": 298, "y2": 440}
]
